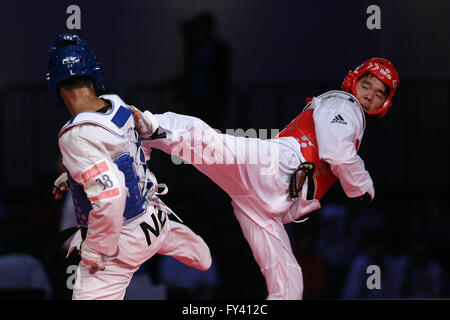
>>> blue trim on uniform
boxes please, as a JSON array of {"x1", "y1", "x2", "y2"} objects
[
  {"x1": 111, "y1": 106, "x2": 132, "y2": 128},
  {"x1": 59, "y1": 98, "x2": 116, "y2": 137},
  {"x1": 67, "y1": 171, "x2": 92, "y2": 227},
  {"x1": 114, "y1": 153, "x2": 146, "y2": 221},
  {"x1": 68, "y1": 116, "x2": 76, "y2": 125},
  {"x1": 68, "y1": 152, "x2": 146, "y2": 227}
]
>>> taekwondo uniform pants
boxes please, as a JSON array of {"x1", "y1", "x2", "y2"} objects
[{"x1": 149, "y1": 112, "x2": 304, "y2": 299}]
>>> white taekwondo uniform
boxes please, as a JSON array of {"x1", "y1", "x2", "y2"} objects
[
  {"x1": 140, "y1": 90, "x2": 373, "y2": 299},
  {"x1": 59, "y1": 94, "x2": 211, "y2": 300}
]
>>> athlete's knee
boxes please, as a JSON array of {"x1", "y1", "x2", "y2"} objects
[
  {"x1": 196, "y1": 243, "x2": 212, "y2": 271},
  {"x1": 186, "y1": 234, "x2": 212, "y2": 271},
  {"x1": 198, "y1": 256, "x2": 211, "y2": 271}
]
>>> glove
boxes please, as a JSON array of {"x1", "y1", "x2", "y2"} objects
[
  {"x1": 359, "y1": 185, "x2": 375, "y2": 205},
  {"x1": 52, "y1": 172, "x2": 69, "y2": 200},
  {"x1": 80, "y1": 242, "x2": 105, "y2": 271},
  {"x1": 358, "y1": 192, "x2": 373, "y2": 205},
  {"x1": 130, "y1": 106, "x2": 159, "y2": 139}
]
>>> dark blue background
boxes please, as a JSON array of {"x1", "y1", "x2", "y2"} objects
[{"x1": 0, "y1": 0, "x2": 448, "y2": 300}]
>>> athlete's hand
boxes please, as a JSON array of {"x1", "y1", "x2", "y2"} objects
[
  {"x1": 80, "y1": 242, "x2": 105, "y2": 271},
  {"x1": 129, "y1": 105, "x2": 159, "y2": 139},
  {"x1": 53, "y1": 172, "x2": 69, "y2": 200},
  {"x1": 358, "y1": 192, "x2": 373, "y2": 204},
  {"x1": 358, "y1": 185, "x2": 374, "y2": 205},
  {"x1": 129, "y1": 105, "x2": 142, "y2": 121}
]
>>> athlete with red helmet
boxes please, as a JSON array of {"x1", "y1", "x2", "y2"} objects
[
  {"x1": 133, "y1": 58, "x2": 400, "y2": 299},
  {"x1": 342, "y1": 58, "x2": 399, "y2": 117}
]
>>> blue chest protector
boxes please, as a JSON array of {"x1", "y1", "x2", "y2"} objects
[
  {"x1": 62, "y1": 95, "x2": 150, "y2": 227},
  {"x1": 67, "y1": 150, "x2": 149, "y2": 227}
]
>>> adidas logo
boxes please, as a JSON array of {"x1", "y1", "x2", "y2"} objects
[{"x1": 330, "y1": 114, "x2": 347, "y2": 125}]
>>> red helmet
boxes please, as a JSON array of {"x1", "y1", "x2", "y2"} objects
[{"x1": 341, "y1": 58, "x2": 399, "y2": 118}]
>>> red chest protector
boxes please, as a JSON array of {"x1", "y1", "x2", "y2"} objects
[{"x1": 278, "y1": 103, "x2": 360, "y2": 200}]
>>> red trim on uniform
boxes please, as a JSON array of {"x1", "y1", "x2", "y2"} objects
[
  {"x1": 279, "y1": 108, "x2": 361, "y2": 200},
  {"x1": 81, "y1": 161, "x2": 110, "y2": 183},
  {"x1": 88, "y1": 187, "x2": 120, "y2": 201}
]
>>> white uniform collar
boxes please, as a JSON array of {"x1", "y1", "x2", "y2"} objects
[{"x1": 58, "y1": 94, "x2": 134, "y2": 138}]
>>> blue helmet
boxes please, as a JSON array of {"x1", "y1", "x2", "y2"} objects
[{"x1": 46, "y1": 33, "x2": 105, "y2": 94}]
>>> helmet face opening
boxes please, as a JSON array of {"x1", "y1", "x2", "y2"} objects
[
  {"x1": 46, "y1": 33, "x2": 105, "y2": 94},
  {"x1": 341, "y1": 58, "x2": 399, "y2": 118}
]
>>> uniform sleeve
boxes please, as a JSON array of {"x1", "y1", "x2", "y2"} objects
[
  {"x1": 313, "y1": 98, "x2": 373, "y2": 198},
  {"x1": 141, "y1": 111, "x2": 207, "y2": 159},
  {"x1": 59, "y1": 125, "x2": 127, "y2": 256}
]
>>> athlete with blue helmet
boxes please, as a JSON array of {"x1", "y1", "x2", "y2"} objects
[
  {"x1": 49, "y1": 33, "x2": 211, "y2": 300},
  {"x1": 46, "y1": 33, "x2": 104, "y2": 94}
]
